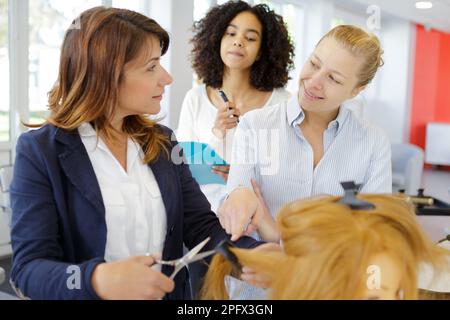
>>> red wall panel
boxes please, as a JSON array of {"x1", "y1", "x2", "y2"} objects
[
  {"x1": 409, "y1": 25, "x2": 440, "y2": 148},
  {"x1": 435, "y1": 34, "x2": 450, "y2": 122}
]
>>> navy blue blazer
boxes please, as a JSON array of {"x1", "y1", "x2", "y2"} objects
[{"x1": 10, "y1": 124, "x2": 261, "y2": 300}]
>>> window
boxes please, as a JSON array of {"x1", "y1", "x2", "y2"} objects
[
  {"x1": 194, "y1": 0, "x2": 213, "y2": 21},
  {"x1": 254, "y1": 0, "x2": 305, "y2": 92},
  {"x1": 28, "y1": 0, "x2": 100, "y2": 124},
  {"x1": 192, "y1": 0, "x2": 216, "y2": 85},
  {"x1": 0, "y1": 0, "x2": 8, "y2": 141}
]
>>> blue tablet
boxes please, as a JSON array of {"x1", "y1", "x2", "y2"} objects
[{"x1": 177, "y1": 141, "x2": 228, "y2": 185}]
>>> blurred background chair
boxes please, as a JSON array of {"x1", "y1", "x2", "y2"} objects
[
  {"x1": 0, "y1": 166, "x2": 14, "y2": 298},
  {"x1": 391, "y1": 143, "x2": 424, "y2": 195},
  {"x1": 0, "y1": 165, "x2": 13, "y2": 227}
]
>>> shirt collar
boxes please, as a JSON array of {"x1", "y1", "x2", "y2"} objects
[
  {"x1": 286, "y1": 93, "x2": 350, "y2": 136},
  {"x1": 78, "y1": 122, "x2": 97, "y2": 137},
  {"x1": 327, "y1": 106, "x2": 349, "y2": 136},
  {"x1": 286, "y1": 93, "x2": 304, "y2": 127},
  {"x1": 78, "y1": 122, "x2": 143, "y2": 168}
]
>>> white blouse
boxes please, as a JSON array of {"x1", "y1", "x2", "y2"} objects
[
  {"x1": 176, "y1": 84, "x2": 291, "y2": 213},
  {"x1": 78, "y1": 123, "x2": 167, "y2": 264},
  {"x1": 176, "y1": 84, "x2": 291, "y2": 163}
]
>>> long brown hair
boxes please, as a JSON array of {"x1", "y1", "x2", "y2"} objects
[
  {"x1": 201, "y1": 195, "x2": 449, "y2": 300},
  {"x1": 43, "y1": 6, "x2": 171, "y2": 163}
]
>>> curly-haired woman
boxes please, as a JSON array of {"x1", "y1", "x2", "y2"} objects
[{"x1": 176, "y1": 0, "x2": 294, "y2": 213}]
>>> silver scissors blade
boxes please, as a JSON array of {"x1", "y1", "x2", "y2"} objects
[
  {"x1": 169, "y1": 237, "x2": 211, "y2": 279},
  {"x1": 185, "y1": 250, "x2": 216, "y2": 264},
  {"x1": 183, "y1": 237, "x2": 211, "y2": 262}
]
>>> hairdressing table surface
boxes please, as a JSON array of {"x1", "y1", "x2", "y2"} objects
[{"x1": 417, "y1": 215, "x2": 450, "y2": 243}]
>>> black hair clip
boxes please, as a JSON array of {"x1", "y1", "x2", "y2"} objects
[
  {"x1": 437, "y1": 234, "x2": 450, "y2": 244},
  {"x1": 215, "y1": 239, "x2": 242, "y2": 274},
  {"x1": 338, "y1": 181, "x2": 375, "y2": 210}
]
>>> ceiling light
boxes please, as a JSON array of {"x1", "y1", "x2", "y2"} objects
[{"x1": 415, "y1": 1, "x2": 433, "y2": 9}]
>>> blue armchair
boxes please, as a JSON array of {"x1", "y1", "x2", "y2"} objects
[{"x1": 391, "y1": 143, "x2": 424, "y2": 195}]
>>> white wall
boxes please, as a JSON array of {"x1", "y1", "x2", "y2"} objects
[
  {"x1": 364, "y1": 17, "x2": 415, "y2": 144},
  {"x1": 166, "y1": 0, "x2": 195, "y2": 130},
  {"x1": 147, "y1": 0, "x2": 194, "y2": 130},
  {"x1": 302, "y1": 0, "x2": 334, "y2": 61}
]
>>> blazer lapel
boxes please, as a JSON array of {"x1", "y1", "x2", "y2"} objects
[
  {"x1": 149, "y1": 155, "x2": 177, "y2": 231},
  {"x1": 55, "y1": 128, "x2": 105, "y2": 216},
  {"x1": 55, "y1": 127, "x2": 177, "y2": 232}
]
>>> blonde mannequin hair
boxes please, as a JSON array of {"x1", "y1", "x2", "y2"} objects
[{"x1": 201, "y1": 195, "x2": 449, "y2": 300}]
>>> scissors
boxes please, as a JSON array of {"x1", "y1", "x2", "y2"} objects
[{"x1": 153, "y1": 237, "x2": 216, "y2": 279}]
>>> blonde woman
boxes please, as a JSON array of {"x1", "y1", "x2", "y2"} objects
[
  {"x1": 219, "y1": 25, "x2": 392, "y2": 243},
  {"x1": 202, "y1": 195, "x2": 450, "y2": 300}
]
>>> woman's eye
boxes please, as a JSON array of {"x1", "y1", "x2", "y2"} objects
[
  {"x1": 247, "y1": 37, "x2": 256, "y2": 42},
  {"x1": 310, "y1": 61, "x2": 318, "y2": 69},
  {"x1": 226, "y1": 32, "x2": 235, "y2": 36},
  {"x1": 148, "y1": 65, "x2": 156, "y2": 72},
  {"x1": 329, "y1": 75, "x2": 341, "y2": 84}
]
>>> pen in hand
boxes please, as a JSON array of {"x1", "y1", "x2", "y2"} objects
[{"x1": 218, "y1": 90, "x2": 239, "y2": 123}]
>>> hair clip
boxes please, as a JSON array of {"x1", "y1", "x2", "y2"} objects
[
  {"x1": 215, "y1": 239, "x2": 242, "y2": 273},
  {"x1": 437, "y1": 235, "x2": 450, "y2": 244},
  {"x1": 338, "y1": 181, "x2": 375, "y2": 210}
]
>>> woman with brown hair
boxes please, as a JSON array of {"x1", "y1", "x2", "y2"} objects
[
  {"x1": 9, "y1": 6, "x2": 261, "y2": 300},
  {"x1": 202, "y1": 195, "x2": 450, "y2": 300}
]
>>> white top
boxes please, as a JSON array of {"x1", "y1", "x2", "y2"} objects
[
  {"x1": 176, "y1": 84, "x2": 291, "y2": 214},
  {"x1": 176, "y1": 84, "x2": 291, "y2": 162},
  {"x1": 78, "y1": 123, "x2": 167, "y2": 264}
]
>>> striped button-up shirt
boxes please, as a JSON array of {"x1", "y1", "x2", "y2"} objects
[{"x1": 227, "y1": 94, "x2": 392, "y2": 218}]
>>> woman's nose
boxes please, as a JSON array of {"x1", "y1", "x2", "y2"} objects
[
  {"x1": 309, "y1": 73, "x2": 324, "y2": 90},
  {"x1": 161, "y1": 67, "x2": 173, "y2": 86},
  {"x1": 233, "y1": 39, "x2": 243, "y2": 47},
  {"x1": 166, "y1": 73, "x2": 173, "y2": 85}
]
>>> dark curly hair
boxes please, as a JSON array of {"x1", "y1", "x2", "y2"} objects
[{"x1": 191, "y1": 0, "x2": 295, "y2": 91}]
